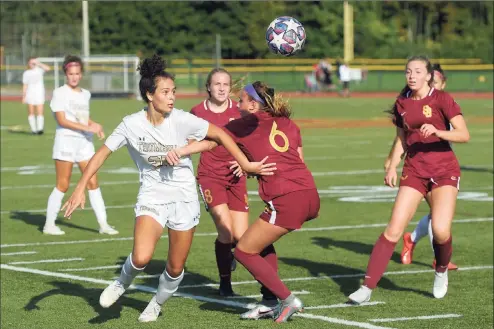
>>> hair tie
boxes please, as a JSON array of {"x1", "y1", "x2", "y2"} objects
[{"x1": 64, "y1": 62, "x2": 80, "y2": 70}]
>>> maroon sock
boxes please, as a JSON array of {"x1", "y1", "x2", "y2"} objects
[
  {"x1": 215, "y1": 239, "x2": 233, "y2": 281},
  {"x1": 433, "y1": 236, "x2": 452, "y2": 273},
  {"x1": 259, "y1": 244, "x2": 278, "y2": 300},
  {"x1": 363, "y1": 234, "x2": 397, "y2": 289},
  {"x1": 234, "y1": 247, "x2": 291, "y2": 300}
]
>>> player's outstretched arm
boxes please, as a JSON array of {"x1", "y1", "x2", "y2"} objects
[{"x1": 62, "y1": 146, "x2": 113, "y2": 218}]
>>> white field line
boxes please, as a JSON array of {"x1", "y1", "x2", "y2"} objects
[
  {"x1": 1, "y1": 217, "x2": 492, "y2": 249},
  {"x1": 8, "y1": 257, "x2": 84, "y2": 265},
  {"x1": 228, "y1": 290, "x2": 310, "y2": 299},
  {"x1": 369, "y1": 314, "x2": 462, "y2": 323},
  {"x1": 0, "y1": 264, "x2": 394, "y2": 329},
  {"x1": 1, "y1": 217, "x2": 491, "y2": 250},
  {"x1": 0, "y1": 251, "x2": 37, "y2": 256},
  {"x1": 61, "y1": 264, "x2": 123, "y2": 272},
  {"x1": 179, "y1": 265, "x2": 494, "y2": 289},
  {"x1": 1, "y1": 180, "x2": 138, "y2": 190},
  {"x1": 305, "y1": 301, "x2": 385, "y2": 310}
]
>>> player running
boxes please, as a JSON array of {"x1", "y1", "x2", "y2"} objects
[
  {"x1": 165, "y1": 81, "x2": 318, "y2": 323},
  {"x1": 61, "y1": 55, "x2": 276, "y2": 323},
  {"x1": 385, "y1": 64, "x2": 458, "y2": 270},
  {"x1": 349, "y1": 56, "x2": 469, "y2": 304},
  {"x1": 43, "y1": 55, "x2": 117, "y2": 236},
  {"x1": 22, "y1": 57, "x2": 50, "y2": 134}
]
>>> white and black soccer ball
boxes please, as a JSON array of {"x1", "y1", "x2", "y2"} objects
[{"x1": 266, "y1": 16, "x2": 306, "y2": 56}]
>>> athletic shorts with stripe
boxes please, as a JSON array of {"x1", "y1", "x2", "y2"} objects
[
  {"x1": 260, "y1": 189, "x2": 320, "y2": 230},
  {"x1": 198, "y1": 177, "x2": 249, "y2": 213},
  {"x1": 399, "y1": 171, "x2": 461, "y2": 197},
  {"x1": 134, "y1": 200, "x2": 200, "y2": 231}
]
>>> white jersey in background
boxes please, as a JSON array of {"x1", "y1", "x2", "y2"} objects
[
  {"x1": 50, "y1": 84, "x2": 92, "y2": 138},
  {"x1": 105, "y1": 108, "x2": 209, "y2": 205},
  {"x1": 22, "y1": 67, "x2": 46, "y2": 105}
]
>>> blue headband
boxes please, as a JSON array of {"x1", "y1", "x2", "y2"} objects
[{"x1": 244, "y1": 84, "x2": 266, "y2": 106}]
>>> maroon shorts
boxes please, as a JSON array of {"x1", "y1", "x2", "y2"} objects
[
  {"x1": 260, "y1": 189, "x2": 320, "y2": 230},
  {"x1": 198, "y1": 177, "x2": 248, "y2": 212},
  {"x1": 399, "y1": 172, "x2": 461, "y2": 196}
]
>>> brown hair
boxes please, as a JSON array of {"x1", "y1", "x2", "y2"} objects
[
  {"x1": 205, "y1": 68, "x2": 232, "y2": 98},
  {"x1": 250, "y1": 81, "x2": 292, "y2": 118},
  {"x1": 62, "y1": 55, "x2": 84, "y2": 73}
]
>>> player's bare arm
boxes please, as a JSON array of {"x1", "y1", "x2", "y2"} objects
[
  {"x1": 384, "y1": 128, "x2": 405, "y2": 187},
  {"x1": 62, "y1": 145, "x2": 113, "y2": 217},
  {"x1": 55, "y1": 112, "x2": 102, "y2": 137},
  {"x1": 421, "y1": 115, "x2": 470, "y2": 143},
  {"x1": 35, "y1": 59, "x2": 51, "y2": 71}
]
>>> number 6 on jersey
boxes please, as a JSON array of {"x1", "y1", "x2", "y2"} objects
[{"x1": 269, "y1": 121, "x2": 289, "y2": 152}]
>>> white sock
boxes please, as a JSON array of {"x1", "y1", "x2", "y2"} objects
[
  {"x1": 28, "y1": 115, "x2": 37, "y2": 133},
  {"x1": 45, "y1": 188, "x2": 65, "y2": 227},
  {"x1": 156, "y1": 269, "x2": 184, "y2": 305},
  {"x1": 88, "y1": 188, "x2": 108, "y2": 227},
  {"x1": 410, "y1": 214, "x2": 431, "y2": 243},
  {"x1": 428, "y1": 218, "x2": 434, "y2": 252},
  {"x1": 118, "y1": 253, "x2": 145, "y2": 287},
  {"x1": 36, "y1": 115, "x2": 44, "y2": 132}
]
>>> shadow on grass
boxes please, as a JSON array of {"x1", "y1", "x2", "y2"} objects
[{"x1": 10, "y1": 211, "x2": 99, "y2": 234}]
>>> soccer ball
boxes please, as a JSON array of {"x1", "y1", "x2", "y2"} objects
[{"x1": 266, "y1": 16, "x2": 306, "y2": 56}]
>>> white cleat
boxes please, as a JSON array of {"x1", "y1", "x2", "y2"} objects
[
  {"x1": 433, "y1": 270, "x2": 448, "y2": 299},
  {"x1": 138, "y1": 296, "x2": 162, "y2": 322},
  {"x1": 348, "y1": 285, "x2": 372, "y2": 305},
  {"x1": 99, "y1": 225, "x2": 119, "y2": 235},
  {"x1": 43, "y1": 225, "x2": 65, "y2": 235},
  {"x1": 99, "y1": 280, "x2": 126, "y2": 308},
  {"x1": 240, "y1": 300, "x2": 278, "y2": 320}
]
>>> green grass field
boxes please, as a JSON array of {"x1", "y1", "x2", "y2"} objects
[{"x1": 1, "y1": 96, "x2": 493, "y2": 329}]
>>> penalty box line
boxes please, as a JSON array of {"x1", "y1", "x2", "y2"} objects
[{"x1": 0, "y1": 264, "x2": 395, "y2": 329}]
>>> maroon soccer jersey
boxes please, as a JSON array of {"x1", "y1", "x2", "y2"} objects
[
  {"x1": 224, "y1": 111, "x2": 316, "y2": 201},
  {"x1": 393, "y1": 88, "x2": 462, "y2": 178},
  {"x1": 191, "y1": 99, "x2": 244, "y2": 181}
]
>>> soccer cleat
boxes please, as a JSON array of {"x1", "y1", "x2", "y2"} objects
[
  {"x1": 43, "y1": 225, "x2": 65, "y2": 235},
  {"x1": 99, "y1": 225, "x2": 119, "y2": 235},
  {"x1": 432, "y1": 259, "x2": 458, "y2": 271},
  {"x1": 348, "y1": 285, "x2": 372, "y2": 305},
  {"x1": 219, "y1": 279, "x2": 234, "y2": 297},
  {"x1": 433, "y1": 269, "x2": 448, "y2": 299},
  {"x1": 99, "y1": 280, "x2": 126, "y2": 308},
  {"x1": 401, "y1": 232, "x2": 416, "y2": 265},
  {"x1": 274, "y1": 295, "x2": 304, "y2": 323},
  {"x1": 240, "y1": 299, "x2": 278, "y2": 320},
  {"x1": 138, "y1": 296, "x2": 162, "y2": 322},
  {"x1": 37, "y1": 130, "x2": 44, "y2": 135}
]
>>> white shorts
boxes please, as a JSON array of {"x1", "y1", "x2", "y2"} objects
[
  {"x1": 25, "y1": 91, "x2": 45, "y2": 105},
  {"x1": 52, "y1": 134, "x2": 95, "y2": 163},
  {"x1": 134, "y1": 200, "x2": 200, "y2": 231}
]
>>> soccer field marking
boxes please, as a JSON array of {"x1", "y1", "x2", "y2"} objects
[
  {"x1": 369, "y1": 314, "x2": 462, "y2": 323},
  {"x1": 0, "y1": 264, "x2": 394, "y2": 329},
  {"x1": 1, "y1": 217, "x2": 492, "y2": 249},
  {"x1": 0, "y1": 251, "x2": 37, "y2": 256},
  {"x1": 305, "y1": 301, "x2": 385, "y2": 310},
  {"x1": 1, "y1": 180, "x2": 138, "y2": 190},
  {"x1": 61, "y1": 264, "x2": 123, "y2": 272},
  {"x1": 228, "y1": 290, "x2": 311, "y2": 299},
  {"x1": 8, "y1": 257, "x2": 84, "y2": 265}
]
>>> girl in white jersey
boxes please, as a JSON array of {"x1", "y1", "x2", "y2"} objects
[
  {"x1": 61, "y1": 55, "x2": 276, "y2": 323},
  {"x1": 43, "y1": 55, "x2": 117, "y2": 236},
  {"x1": 22, "y1": 57, "x2": 50, "y2": 134}
]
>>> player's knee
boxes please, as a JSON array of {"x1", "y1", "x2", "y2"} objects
[
  {"x1": 131, "y1": 252, "x2": 152, "y2": 269},
  {"x1": 56, "y1": 180, "x2": 70, "y2": 193},
  {"x1": 166, "y1": 261, "x2": 184, "y2": 278},
  {"x1": 383, "y1": 227, "x2": 402, "y2": 243},
  {"x1": 87, "y1": 179, "x2": 99, "y2": 190}
]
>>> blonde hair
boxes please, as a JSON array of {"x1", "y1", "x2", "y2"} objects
[{"x1": 251, "y1": 81, "x2": 292, "y2": 118}]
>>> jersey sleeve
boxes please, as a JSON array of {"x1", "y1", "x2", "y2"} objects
[
  {"x1": 22, "y1": 71, "x2": 28, "y2": 84},
  {"x1": 180, "y1": 111, "x2": 209, "y2": 141},
  {"x1": 441, "y1": 92, "x2": 462, "y2": 121},
  {"x1": 50, "y1": 89, "x2": 66, "y2": 113},
  {"x1": 104, "y1": 122, "x2": 128, "y2": 152}
]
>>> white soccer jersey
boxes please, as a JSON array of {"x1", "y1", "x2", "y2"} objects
[
  {"x1": 22, "y1": 67, "x2": 45, "y2": 94},
  {"x1": 105, "y1": 108, "x2": 209, "y2": 204},
  {"x1": 50, "y1": 84, "x2": 92, "y2": 138}
]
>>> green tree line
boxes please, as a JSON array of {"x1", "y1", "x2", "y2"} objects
[{"x1": 1, "y1": 1, "x2": 492, "y2": 62}]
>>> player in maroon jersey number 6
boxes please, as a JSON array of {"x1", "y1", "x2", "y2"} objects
[
  {"x1": 349, "y1": 56, "x2": 470, "y2": 304},
  {"x1": 165, "y1": 81, "x2": 319, "y2": 323}
]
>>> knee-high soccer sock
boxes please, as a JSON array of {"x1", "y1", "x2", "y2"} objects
[
  {"x1": 45, "y1": 188, "x2": 65, "y2": 227},
  {"x1": 28, "y1": 115, "x2": 37, "y2": 133},
  {"x1": 156, "y1": 269, "x2": 184, "y2": 305},
  {"x1": 234, "y1": 247, "x2": 291, "y2": 300},
  {"x1": 36, "y1": 115, "x2": 44, "y2": 132},
  {"x1": 363, "y1": 234, "x2": 397, "y2": 289},
  {"x1": 215, "y1": 239, "x2": 233, "y2": 282},
  {"x1": 411, "y1": 214, "x2": 431, "y2": 243},
  {"x1": 118, "y1": 253, "x2": 145, "y2": 287},
  {"x1": 260, "y1": 244, "x2": 278, "y2": 301},
  {"x1": 428, "y1": 219, "x2": 434, "y2": 251},
  {"x1": 88, "y1": 188, "x2": 109, "y2": 228},
  {"x1": 433, "y1": 236, "x2": 452, "y2": 273}
]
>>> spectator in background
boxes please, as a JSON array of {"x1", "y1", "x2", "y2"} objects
[
  {"x1": 317, "y1": 59, "x2": 336, "y2": 91},
  {"x1": 339, "y1": 61, "x2": 351, "y2": 97},
  {"x1": 22, "y1": 57, "x2": 50, "y2": 134}
]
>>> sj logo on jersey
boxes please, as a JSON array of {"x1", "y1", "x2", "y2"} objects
[{"x1": 423, "y1": 105, "x2": 432, "y2": 118}]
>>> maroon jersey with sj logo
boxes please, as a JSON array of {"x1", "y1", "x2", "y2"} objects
[
  {"x1": 191, "y1": 99, "x2": 245, "y2": 183},
  {"x1": 224, "y1": 111, "x2": 316, "y2": 201},
  {"x1": 393, "y1": 88, "x2": 462, "y2": 178}
]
